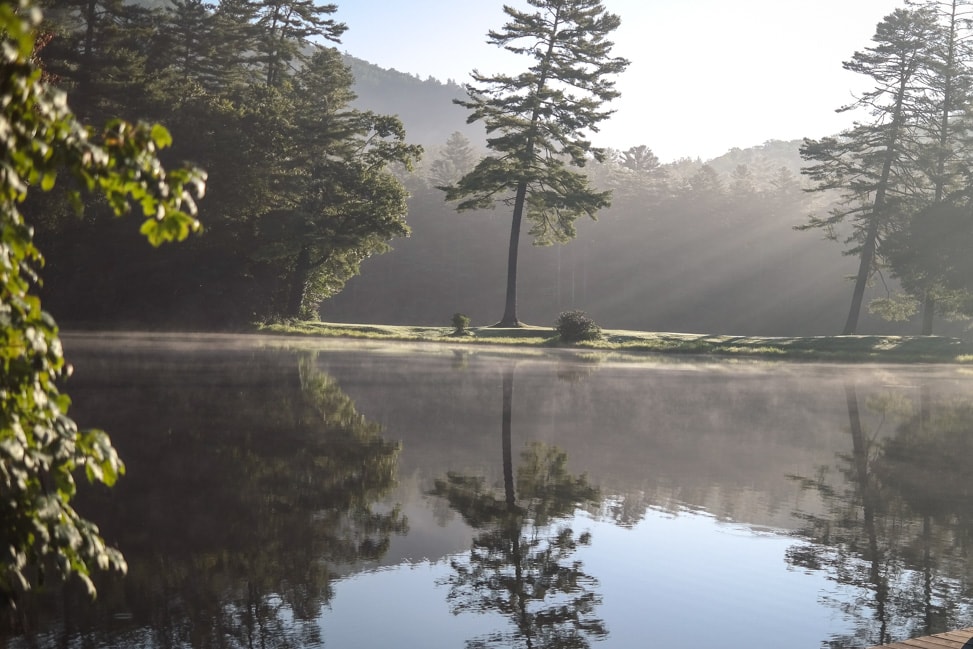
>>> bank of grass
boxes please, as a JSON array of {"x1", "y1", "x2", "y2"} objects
[{"x1": 256, "y1": 320, "x2": 973, "y2": 363}]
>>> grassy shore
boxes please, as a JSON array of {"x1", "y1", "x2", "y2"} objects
[{"x1": 256, "y1": 321, "x2": 973, "y2": 363}]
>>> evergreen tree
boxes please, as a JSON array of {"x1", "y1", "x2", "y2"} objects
[
  {"x1": 609, "y1": 144, "x2": 668, "y2": 213},
  {"x1": 39, "y1": 0, "x2": 158, "y2": 122},
  {"x1": 429, "y1": 131, "x2": 478, "y2": 188},
  {"x1": 209, "y1": 0, "x2": 263, "y2": 90},
  {"x1": 684, "y1": 163, "x2": 725, "y2": 221},
  {"x1": 800, "y1": 8, "x2": 937, "y2": 334},
  {"x1": 32, "y1": 0, "x2": 419, "y2": 325},
  {"x1": 888, "y1": 0, "x2": 973, "y2": 332},
  {"x1": 151, "y1": 0, "x2": 255, "y2": 95},
  {"x1": 620, "y1": 144, "x2": 660, "y2": 174},
  {"x1": 252, "y1": 0, "x2": 345, "y2": 87},
  {"x1": 256, "y1": 48, "x2": 421, "y2": 318},
  {"x1": 443, "y1": 0, "x2": 629, "y2": 327},
  {"x1": 767, "y1": 166, "x2": 804, "y2": 222}
]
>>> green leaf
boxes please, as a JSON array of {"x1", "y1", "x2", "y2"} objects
[{"x1": 150, "y1": 123, "x2": 172, "y2": 149}]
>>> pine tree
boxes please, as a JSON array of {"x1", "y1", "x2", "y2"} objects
[
  {"x1": 39, "y1": 0, "x2": 158, "y2": 122},
  {"x1": 889, "y1": 0, "x2": 973, "y2": 332},
  {"x1": 252, "y1": 0, "x2": 345, "y2": 87},
  {"x1": 800, "y1": 8, "x2": 937, "y2": 334},
  {"x1": 443, "y1": 0, "x2": 628, "y2": 327},
  {"x1": 256, "y1": 48, "x2": 422, "y2": 318},
  {"x1": 430, "y1": 131, "x2": 478, "y2": 188}
]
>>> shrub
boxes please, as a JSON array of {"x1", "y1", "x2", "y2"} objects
[
  {"x1": 451, "y1": 312, "x2": 471, "y2": 334},
  {"x1": 556, "y1": 310, "x2": 601, "y2": 342}
]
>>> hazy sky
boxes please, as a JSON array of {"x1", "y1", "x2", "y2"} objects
[{"x1": 334, "y1": 0, "x2": 906, "y2": 162}]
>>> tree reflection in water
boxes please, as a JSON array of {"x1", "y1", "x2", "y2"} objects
[
  {"x1": 431, "y1": 364, "x2": 606, "y2": 649},
  {"x1": 2, "y1": 351, "x2": 406, "y2": 648},
  {"x1": 788, "y1": 381, "x2": 973, "y2": 648}
]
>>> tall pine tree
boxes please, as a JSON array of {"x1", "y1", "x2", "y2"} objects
[
  {"x1": 444, "y1": 0, "x2": 628, "y2": 327},
  {"x1": 801, "y1": 8, "x2": 937, "y2": 334},
  {"x1": 886, "y1": 0, "x2": 973, "y2": 333}
]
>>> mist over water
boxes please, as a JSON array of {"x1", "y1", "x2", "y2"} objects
[{"x1": 4, "y1": 333, "x2": 973, "y2": 648}]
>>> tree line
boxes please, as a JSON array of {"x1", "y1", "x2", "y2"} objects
[
  {"x1": 327, "y1": 134, "x2": 916, "y2": 336},
  {"x1": 802, "y1": 0, "x2": 973, "y2": 335},
  {"x1": 27, "y1": 0, "x2": 973, "y2": 336},
  {"x1": 31, "y1": 0, "x2": 420, "y2": 326}
]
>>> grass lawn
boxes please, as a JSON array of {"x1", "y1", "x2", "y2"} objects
[{"x1": 256, "y1": 321, "x2": 973, "y2": 363}]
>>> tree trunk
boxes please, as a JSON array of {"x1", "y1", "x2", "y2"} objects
[
  {"x1": 845, "y1": 381, "x2": 889, "y2": 645},
  {"x1": 921, "y1": 292, "x2": 935, "y2": 335},
  {"x1": 76, "y1": 0, "x2": 98, "y2": 119},
  {"x1": 493, "y1": 10, "x2": 558, "y2": 329},
  {"x1": 495, "y1": 181, "x2": 528, "y2": 327},
  {"x1": 284, "y1": 245, "x2": 311, "y2": 319},
  {"x1": 843, "y1": 215, "x2": 879, "y2": 334},
  {"x1": 501, "y1": 365, "x2": 515, "y2": 510}
]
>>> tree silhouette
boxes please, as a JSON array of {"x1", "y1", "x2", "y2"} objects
[
  {"x1": 801, "y1": 8, "x2": 938, "y2": 334},
  {"x1": 786, "y1": 382, "x2": 973, "y2": 647},
  {"x1": 3, "y1": 350, "x2": 407, "y2": 647},
  {"x1": 430, "y1": 364, "x2": 605, "y2": 649},
  {"x1": 443, "y1": 0, "x2": 629, "y2": 327}
]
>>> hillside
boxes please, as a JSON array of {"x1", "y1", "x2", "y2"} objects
[{"x1": 343, "y1": 55, "x2": 484, "y2": 150}]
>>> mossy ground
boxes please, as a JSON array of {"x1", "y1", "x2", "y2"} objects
[{"x1": 256, "y1": 321, "x2": 973, "y2": 363}]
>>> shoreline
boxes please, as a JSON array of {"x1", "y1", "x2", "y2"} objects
[{"x1": 253, "y1": 321, "x2": 973, "y2": 364}]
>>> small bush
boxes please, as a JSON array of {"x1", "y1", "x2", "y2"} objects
[
  {"x1": 451, "y1": 312, "x2": 471, "y2": 334},
  {"x1": 556, "y1": 310, "x2": 601, "y2": 342}
]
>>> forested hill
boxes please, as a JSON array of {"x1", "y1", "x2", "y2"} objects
[
  {"x1": 342, "y1": 55, "x2": 485, "y2": 148},
  {"x1": 341, "y1": 54, "x2": 805, "y2": 173}
]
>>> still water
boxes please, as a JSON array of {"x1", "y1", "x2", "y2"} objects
[{"x1": 4, "y1": 332, "x2": 973, "y2": 649}]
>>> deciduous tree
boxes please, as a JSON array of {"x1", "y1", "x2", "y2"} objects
[{"x1": 0, "y1": 0, "x2": 205, "y2": 603}]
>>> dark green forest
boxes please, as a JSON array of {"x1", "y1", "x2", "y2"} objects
[{"x1": 26, "y1": 0, "x2": 973, "y2": 336}]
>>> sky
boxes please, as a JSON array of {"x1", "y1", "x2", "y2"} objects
[{"x1": 333, "y1": 0, "x2": 906, "y2": 162}]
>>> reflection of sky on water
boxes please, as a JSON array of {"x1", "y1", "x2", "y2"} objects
[
  {"x1": 11, "y1": 335, "x2": 973, "y2": 649},
  {"x1": 323, "y1": 508, "x2": 851, "y2": 649}
]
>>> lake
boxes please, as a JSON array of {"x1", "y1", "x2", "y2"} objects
[{"x1": 3, "y1": 332, "x2": 973, "y2": 649}]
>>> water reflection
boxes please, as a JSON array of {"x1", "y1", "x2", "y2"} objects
[
  {"x1": 788, "y1": 381, "x2": 973, "y2": 648},
  {"x1": 7, "y1": 337, "x2": 973, "y2": 649},
  {"x1": 3, "y1": 349, "x2": 406, "y2": 648},
  {"x1": 431, "y1": 364, "x2": 605, "y2": 649}
]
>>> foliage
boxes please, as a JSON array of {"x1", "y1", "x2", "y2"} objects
[
  {"x1": 801, "y1": 3, "x2": 973, "y2": 334},
  {"x1": 443, "y1": 0, "x2": 629, "y2": 326},
  {"x1": 0, "y1": 0, "x2": 204, "y2": 603},
  {"x1": 800, "y1": 8, "x2": 938, "y2": 335},
  {"x1": 429, "y1": 131, "x2": 478, "y2": 188},
  {"x1": 3, "y1": 347, "x2": 407, "y2": 644},
  {"x1": 253, "y1": 0, "x2": 346, "y2": 87},
  {"x1": 868, "y1": 294, "x2": 919, "y2": 322},
  {"x1": 30, "y1": 0, "x2": 419, "y2": 326},
  {"x1": 258, "y1": 321, "x2": 973, "y2": 363},
  {"x1": 556, "y1": 310, "x2": 602, "y2": 342},
  {"x1": 451, "y1": 312, "x2": 471, "y2": 334}
]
